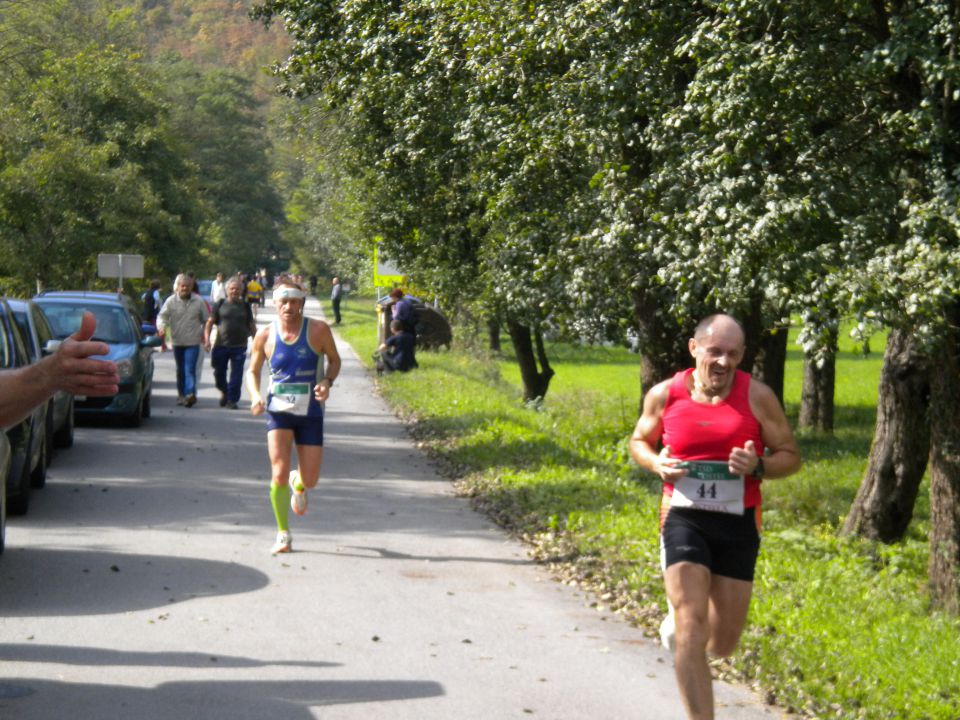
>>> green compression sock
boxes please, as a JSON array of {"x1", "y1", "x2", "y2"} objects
[{"x1": 270, "y1": 481, "x2": 291, "y2": 532}]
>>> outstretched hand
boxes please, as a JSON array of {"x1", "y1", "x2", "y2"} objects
[{"x1": 52, "y1": 311, "x2": 120, "y2": 396}]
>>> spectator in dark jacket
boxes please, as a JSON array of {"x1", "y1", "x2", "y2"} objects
[{"x1": 377, "y1": 320, "x2": 417, "y2": 373}]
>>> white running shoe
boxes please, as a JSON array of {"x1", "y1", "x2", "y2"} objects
[
  {"x1": 659, "y1": 606, "x2": 676, "y2": 653},
  {"x1": 289, "y1": 470, "x2": 308, "y2": 516},
  {"x1": 271, "y1": 531, "x2": 292, "y2": 554}
]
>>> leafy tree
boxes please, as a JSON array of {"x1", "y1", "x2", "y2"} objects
[
  {"x1": 274, "y1": 106, "x2": 374, "y2": 282},
  {"x1": 0, "y1": 43, "x2": 205, "y2": 290},
  {"x1": 252, "y1": 0, "x2": 960, "y2": 608},
  {"x1": 161, "y1": 59, "x2": 285, "y2": 274}
]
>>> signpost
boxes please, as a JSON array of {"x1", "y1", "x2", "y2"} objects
[
  {"x1": 97, "y1": 253, "x2": 144, "y2": 292},
  {"x1": 372, "y1": 242, "x2": 405, "y2": 291}
]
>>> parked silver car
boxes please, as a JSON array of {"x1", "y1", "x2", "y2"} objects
[{"x1": 34, "y1": 292, "x2": 162, "y2": 427}]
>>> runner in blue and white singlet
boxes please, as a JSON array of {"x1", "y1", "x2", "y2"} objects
[
  {"x1": 246, "y1": 279, "x2": 341, "y2": 554},
  {"x1": 267, "y1": 316, "x2": 325, "y2": 420}
]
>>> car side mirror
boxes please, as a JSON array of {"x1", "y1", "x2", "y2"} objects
[{"x1": 141, "y1": 335, "x2": 163, "y2": 348}]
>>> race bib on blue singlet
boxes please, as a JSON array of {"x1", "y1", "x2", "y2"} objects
[
  {"x1": 670, "y1": 460, "x2": 745, "y2": 515},
  {"x1": 267, "y1": 382, "x2": 311, "y2": 415}
]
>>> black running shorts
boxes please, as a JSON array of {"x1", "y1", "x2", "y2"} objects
[{"x1": 660, "y1": 506, "x2": 761, "y2": 582}]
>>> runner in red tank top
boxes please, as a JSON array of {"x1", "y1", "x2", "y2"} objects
[{"x1": 628, "y1": 314, "x2": 801, "y2": 720}]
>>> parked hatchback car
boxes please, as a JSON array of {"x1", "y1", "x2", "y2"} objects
[
  {"x1": 8, "y1": 299, "x2": 76, "y2": 470},
  {"x1": 33, "y1": 292, "x2": 163, "y2": 427},
  {"x1": 0, "y1": 298, "x2": 47, "y2": 515}
]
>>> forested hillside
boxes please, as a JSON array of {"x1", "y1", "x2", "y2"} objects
[
  {"x1": 125, "y1": 0, "x2": 289, "y2": 99},
  {"x1": 0, "y1": 0, "x2": 295, "y2": 292}
]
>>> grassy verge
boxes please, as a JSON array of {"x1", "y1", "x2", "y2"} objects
[{"x1": 329, "y1": 294, "x2": 960, "y2": 720}]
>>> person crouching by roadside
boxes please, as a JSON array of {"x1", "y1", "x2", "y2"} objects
[{"x1": 376, "y1": 319, "x2": 417, "y2": 374}]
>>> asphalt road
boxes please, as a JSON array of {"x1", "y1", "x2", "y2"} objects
[{"x1": 0, "y1": 297, "x2": 786, "y2": 720}]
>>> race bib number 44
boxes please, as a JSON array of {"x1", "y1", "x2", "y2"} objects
[
  {"x1": 670, "y1": 460, "x2": 745, "y2": 515},
  {"x1": 267, "y1": 382, "x2": 311, "y2": 415}
]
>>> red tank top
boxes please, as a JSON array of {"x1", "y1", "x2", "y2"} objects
[{"x1": 661, "y1": 368, "x2": 764, "y2": 509}]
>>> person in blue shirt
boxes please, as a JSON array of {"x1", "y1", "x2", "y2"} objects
[{"x1": 389, "y1": 288, "x2": 416, "y2": 333}]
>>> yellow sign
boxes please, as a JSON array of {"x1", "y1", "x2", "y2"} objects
[{"x1": 373, "y1": 243, "x2": 405, "y2": 288}]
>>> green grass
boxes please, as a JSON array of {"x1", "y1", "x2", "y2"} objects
[{"x1": 329, "y1": 295, "x2": 960, "y2": 720}]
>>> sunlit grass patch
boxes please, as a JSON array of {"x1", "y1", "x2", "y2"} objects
[
  {"x1": 331, "y1": 298, "x2": 957, "y2": 719},
  {"x1": 749, "y1": 532, "x2": 960, "y2": 719}
]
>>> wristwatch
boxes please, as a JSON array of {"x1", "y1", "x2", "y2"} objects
[{"x1": 754, "y1": 455, "x2": 765, "y2": 479}]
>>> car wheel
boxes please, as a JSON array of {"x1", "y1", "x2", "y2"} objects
[
  {"x1": 54, "y1": 399, "x2": 75, "y2": 449},
  {"x1": 142, "y1": 390, "x2": 152, "y2": 419},
  {"x1": 8, "y1": 454, "x2": 31, "y2": 516},
  {"x1": 124, "y1": 397, "x2": 143, "y2": 428},
  {"x1": 30, "y1": 431, "x2": 47, "y2": 488}
]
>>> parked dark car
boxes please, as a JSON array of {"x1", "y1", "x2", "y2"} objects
[
  {"x1": 0, "y1": 431, "x2": 9, "y2": 554},
  {"x1": 33, "y1": 292, "x2": 163, "y2": 427},
  {"x1": 8, "y1": 299, "x2": 76, "y2": 464},
  {"x1": 0, "y1": 298, "x2": 47, "y2": 515}
]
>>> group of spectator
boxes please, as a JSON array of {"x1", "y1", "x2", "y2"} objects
[
  {"x1": 142, "y1": 270, "x2": 272, "y2": 409},
  {"x1": 375, "y1": 287, "x2": 417, "y2": 374}
]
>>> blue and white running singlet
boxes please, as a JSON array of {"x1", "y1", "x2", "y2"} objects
[{"x1": 267, "y1": 318, "x2": 324, "y2": 417}]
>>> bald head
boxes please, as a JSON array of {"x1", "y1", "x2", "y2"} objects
[{"x1": 694, "y1": 314, "x2": 745, "y2": 347}]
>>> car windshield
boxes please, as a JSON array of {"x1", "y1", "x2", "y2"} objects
[{"x1": 40, "y1": 303, "x2": 134, "y2": 344}]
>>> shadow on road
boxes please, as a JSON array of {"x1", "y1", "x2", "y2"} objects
[
  {"x1": 0, "y1": 548, "x2": 268, "y2": 616},
  {"x1": 0, "y1": 643, "x2": 336, "y2": 669},
  {"x1": 0, "y1": 677, "x2": 445, "y2": 719},
  {"x1": 324, "y1": 545, "x2": 532, "y2": 567}
]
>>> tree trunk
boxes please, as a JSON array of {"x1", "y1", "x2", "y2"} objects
[
  {"x1": 488, "y1": 318, "x2": 501, "y2": 352},
  {"x1": 507, "y1": 320, "x2": 554, "y2": 402},
  {"x1": 738, "y1": 295, "x2": 764, "y2": 376},
  {"x1": 928, "y1": 309, "x2": 960, "y2": 613},
  {"x1": 798, "y1": 326, "x2": 838, "y2": 433},
  {"x1": 752, "y1": 325, "x2": 789, "y2": 407},
  {"x1": 632, "y1": 291, "x2": 691, "y2": 401},
  {"x1": 842, "y1": 329, "x2": 930, "y2": 542}
]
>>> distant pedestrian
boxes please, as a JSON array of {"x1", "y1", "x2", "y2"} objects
[
  {"x1": 330, "y1": 277, "x2": 343, "y2": 325},
  {"x1": 141, "y1": 279, "x2": 161, "y2": 325},
  {"x1": 157, "y1": 274, "x2": 209, "y2": 408},
  {"x1": 211, "y1": 272, "x2": 227, "y2": 304},
  {"x1": 246, "y1": 279, "x2": 341, "y2": 554},
  {"x1": 246, "y1": 274, "x2": 263, "y2": 319},
  {"x1": 257, "y1": 272, "x2": 268, "y2": 307},
  {"x1": 204, "y1": 277, "x2": 257, "y2": 409}
]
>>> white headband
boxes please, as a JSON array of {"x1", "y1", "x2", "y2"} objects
[{"x1": 273, "y1": 287, "x2": 306, "y2": 301}]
